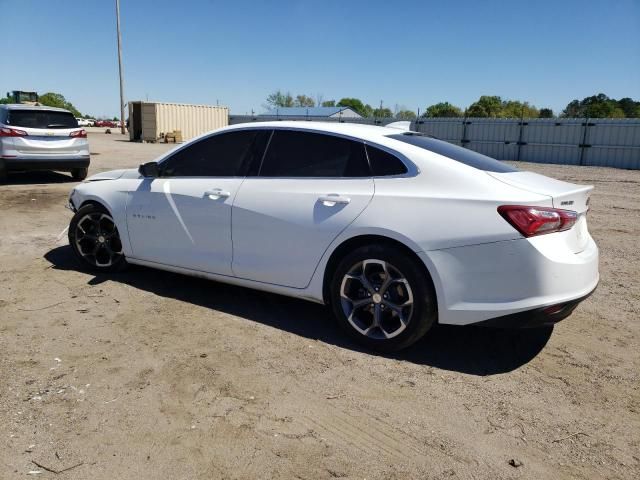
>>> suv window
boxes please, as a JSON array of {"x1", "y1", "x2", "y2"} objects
[
  {"x1": 161, "y1": 130, "x2": 266, "y2": 177},
  {"x1": 388, "y1": 133, "x2": 518, "y2": 173},
  {"x1": 366, "y1": 144, "x2": 408, "y2": 176},
  {"x1": 259, "y1": 130, "x2": 370, "y2": 178},
  {"x1": 7, "y1": 110, "x2": 78, "y2": 129}
]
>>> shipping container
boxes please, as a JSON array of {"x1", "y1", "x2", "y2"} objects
[{"x1": 128, "y1": 101, "x2": 228, "y2": 142}]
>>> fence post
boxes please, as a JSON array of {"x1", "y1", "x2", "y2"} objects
[
  {"x1": 579, "y1": 117, "x2": 591, "y2": 166},
  {"x1": 516, "y1": 117, "x2": 527, "y2": 161},
  {"x1": 461, "y1": 113, "x2": 469, "y2": 149}
]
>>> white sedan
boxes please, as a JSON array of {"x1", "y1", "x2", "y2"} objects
[{"x1": 66, "y1": 122, "x2": 599, "y2": 351}]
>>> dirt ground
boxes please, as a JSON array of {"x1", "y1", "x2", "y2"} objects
[{"x1": 0, "y1": 129, "x2": 638, "y2": 479}]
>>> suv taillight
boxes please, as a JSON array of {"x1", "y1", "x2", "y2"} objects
[
  {"x1": 0, "y1": 127, "x2": 28, "y2": 137},
  {"x1": 70, "y1": 129, "x2": 87, "y2": 138},
  {"x1": 498, "y1": 205, "x2": 577, "y2": 237}
]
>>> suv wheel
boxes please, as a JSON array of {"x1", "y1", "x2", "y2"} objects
[
  {"x1": 330, "y1": 244, "x2": 437, "y2": 352},
  {"x1": 71, "y1": 167, "x2": 88, "y2": 181}
]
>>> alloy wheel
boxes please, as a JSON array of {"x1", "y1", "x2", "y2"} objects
[
  {"x1": 74, "y1": 212, "x2": 123, "y2": 268},
  {"x1": 339, "y1": 259, "x2": 414, "y2": 340}
]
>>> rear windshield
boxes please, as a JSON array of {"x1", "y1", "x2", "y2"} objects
[
  {"x1": 388, "y1": 133, "x2": 518, "y2": 173},
  {"x1": 7, "y1": 110, "x2": 78, "y2": 129}
]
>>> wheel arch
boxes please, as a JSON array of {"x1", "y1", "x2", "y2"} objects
[
  {"x1": 321, "y1": 234, "x2": 438, "y2": 311},
  {"x1": 78, "y1": 199, "x2": 111, "y2": 213}
]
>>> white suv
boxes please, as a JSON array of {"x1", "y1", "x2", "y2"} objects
[{"x1": 0, "y1": 104, "x2": 90, "y2": 181}]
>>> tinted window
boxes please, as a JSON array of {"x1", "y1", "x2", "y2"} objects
[
  {"x1": 7, "y1": 109, "x2": 78, "y2": 129},
  {"x1": 260, "y1": 130, "x2": 369, "y2": 177},
  {"x1": 366, "y1": 144, "x2": 408, "y2": 176},
  {"x1": 388, "y1": 134, "x2": 518, "y2": 173},
  {"x1": 161, "y1": 130, "x2": 265, "y2": 177}
]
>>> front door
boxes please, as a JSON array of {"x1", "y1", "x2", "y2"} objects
[{"x1": 126, "y1": 129, "x2": 268, "y2": 276}]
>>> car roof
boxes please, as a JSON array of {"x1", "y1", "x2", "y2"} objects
[
  {"x1": 225, "y1": 121, "x2": 408, "y2": 143},
  {"x1": 0, "y1": 104, "x2": 72, "y2": 113}
]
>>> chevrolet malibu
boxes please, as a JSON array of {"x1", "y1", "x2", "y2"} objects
[{"x1": 66, "y1": 122, "x2": 598, "y2": 351}]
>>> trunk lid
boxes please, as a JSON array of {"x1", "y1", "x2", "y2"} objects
[{"x1": 488, "y1": 171, "x2": 593, "y2": 253}]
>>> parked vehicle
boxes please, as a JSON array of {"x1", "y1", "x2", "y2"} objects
[
  {"x1": 66, "y1": 122, "x2": 599, "y2": 351},
  {"x1": 76, "y1": 118, "x2": 93, "y2": 127},
  {"x1": 0, "y1": 104, "x2": 89, "y2": 181},
  {"x1": 94, "y1": 120, "x2": 117, "y2": 128}
]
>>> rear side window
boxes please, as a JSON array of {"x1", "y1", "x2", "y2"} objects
[
  {"x1": 388, "y1": 134, "x2": 518, "y2": 173},
  {"x1": 161, "y1": 130, "x2": 265, "y2": 177},
  {"x1": 366, "y1": 144, "x2": 408, "y2": 176},
  {"x1": 7, "y1": 110, "x2": 78, "y2": 129},
  {"x1": 259, "y1": 130, "x2": 370, "y2": 178}
]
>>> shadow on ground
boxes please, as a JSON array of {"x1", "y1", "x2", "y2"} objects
[
  {"x1": 2, "y1": 170, "x2": 75, "y2": 185},
  {"x1": 45, "y1": 245, "x2": 553, "y2": 376}
]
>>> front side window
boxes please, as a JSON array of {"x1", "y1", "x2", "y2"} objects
[
  {"x1": 259, "y1": 130, "x2": 370, "y2": 178},
  {"x1": 7, "y1": 110, "x2": 78, "y2": 129},
  {"x1": 161, "y1": 130, "x2": 266, "y2": 177}
]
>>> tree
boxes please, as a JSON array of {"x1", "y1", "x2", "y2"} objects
[
  {"x1": 0, "y1": 94, "x2": 12, "y2": 105},
  {"x1": 294, "y1": 94, "x2": 315, "y2": 107},
  {"x1": 373, "y1": 107, "x2": 393, "y2": 118},
  {"x1": 265, "y1": 90, "x2": 294, "y2": 109},
  {"x1": 501, "y1": 100, "x2": 539, "y2": 118},
  {"x1": 38, "y1": 92, "x2": 81, "y2": 117},
  {"x1": 466, "y1": 96, "x2": 503, "y2": 117},
  {"x1": 321, "y1": 100, "x2": 336, "y2": 107},
  {"x1": 337, "y1": 97, "x2": 368, "y2": 116},
  {"x1": 617, "y1": 97, "x2": 640, "y2": 118},
  {"x1": 539, "y1": 108, "x2": 554, "y2": 118},
  {"x1": 424, "y1": 102, "x2": 462, "y2": 117},
  {"x1": 395, "y1": 110, "x2": 416, "y2": 120}
]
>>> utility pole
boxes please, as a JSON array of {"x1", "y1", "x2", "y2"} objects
[{"x1": 115, "y1": 0, "x2": 126, "y2": 134}]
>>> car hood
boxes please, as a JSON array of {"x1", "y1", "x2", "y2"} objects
[{"x1": 86, "y1": 168, "x2": 140, "y2": 182}]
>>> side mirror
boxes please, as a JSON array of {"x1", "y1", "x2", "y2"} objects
[{"x1": 139, "y1": 161, "x2": 160, "y2": 178}]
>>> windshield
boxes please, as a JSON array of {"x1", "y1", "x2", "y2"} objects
[
  {"x1": 7, "y1": 110, "x2": 78, "y2": 129},
  {"x1": 388, "y1": 133, "x2": 518, "y2": 173}
]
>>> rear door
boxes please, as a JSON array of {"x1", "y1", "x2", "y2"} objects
[
  {"x1": 232, "y1": 129, "x2": 374, "y2": 288},
  {"x1": 126, "y1": 129, "x2": 269, "y2": 275},
  {"x1": 5, "y1": 109, "x2": 85, "y2": 157}
]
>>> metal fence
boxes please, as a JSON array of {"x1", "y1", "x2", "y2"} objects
[{"x1": 229, "y1": 115, "x2": 640, "y2": 170}]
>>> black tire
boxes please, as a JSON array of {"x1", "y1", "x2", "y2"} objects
[
  {"x1": 329, "y1": 244, "x2": 437, "y2": 352},
  {"x1": 0, "y1": 166, "x2": 7, "y2": 183},
  {"x1": 68, "y1": 203, "x2": 128, "y2": 272},
  {"x1": 71, "y1": 167, "x2": 88, "y2": 181}
]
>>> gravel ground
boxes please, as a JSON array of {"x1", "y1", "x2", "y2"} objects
[{"x1": 0, "y1": 129, "x2": 638, "y2": 479}]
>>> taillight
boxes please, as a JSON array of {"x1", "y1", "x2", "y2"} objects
[
  {"x1": 70, "y1": 129, "x2": 87, "y2": 138},
  {"x1": 0, "y1": 127, "x2": 28, "y2": 137},
  {"x1": 498, "y1": 205, "x2": 577, "y2": 237}
]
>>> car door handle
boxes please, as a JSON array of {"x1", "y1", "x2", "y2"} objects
[
  {"x1": 318, "y1": 194, "x2": 351, "y2": 206},
  {"x1": 204, "y1": 188, "x2": 231, "y2": 200}
]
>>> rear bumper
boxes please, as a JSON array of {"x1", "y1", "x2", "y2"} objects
[
  {"x1": 419, "y1": 233, "x2": 599, "y2": 326},
  {"x1": 2, "y1": 156, "x2": 90, "y2": 171},
  {"x1": 475, "y1": 284, "x2": 597, "y2": 328}
]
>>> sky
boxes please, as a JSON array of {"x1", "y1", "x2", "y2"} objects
[{"x1": 2, "y1": 0, "x2": 639, "y2": 118}]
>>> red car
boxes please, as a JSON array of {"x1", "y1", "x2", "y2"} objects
[{"x1": 95, "y1": 120, "x2": 117, "y2": 128}]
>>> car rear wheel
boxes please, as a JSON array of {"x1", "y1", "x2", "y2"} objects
[
  {"x1": 68, "y1": 204, "x2": 127, "y2": 272},
  {"x1": 330, "y1": 244, "x2": 437, "y2": 352},
  {"x1": 71, "y1": 167, "x2": 88, "y2": 181}
]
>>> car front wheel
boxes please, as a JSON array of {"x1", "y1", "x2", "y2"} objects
[
  {"x1": 68, "y1": 204, "x2": 127, "y2": 272},
  {"x1": 330, "y1": 244, "x2": 437, "y2": 352}
]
